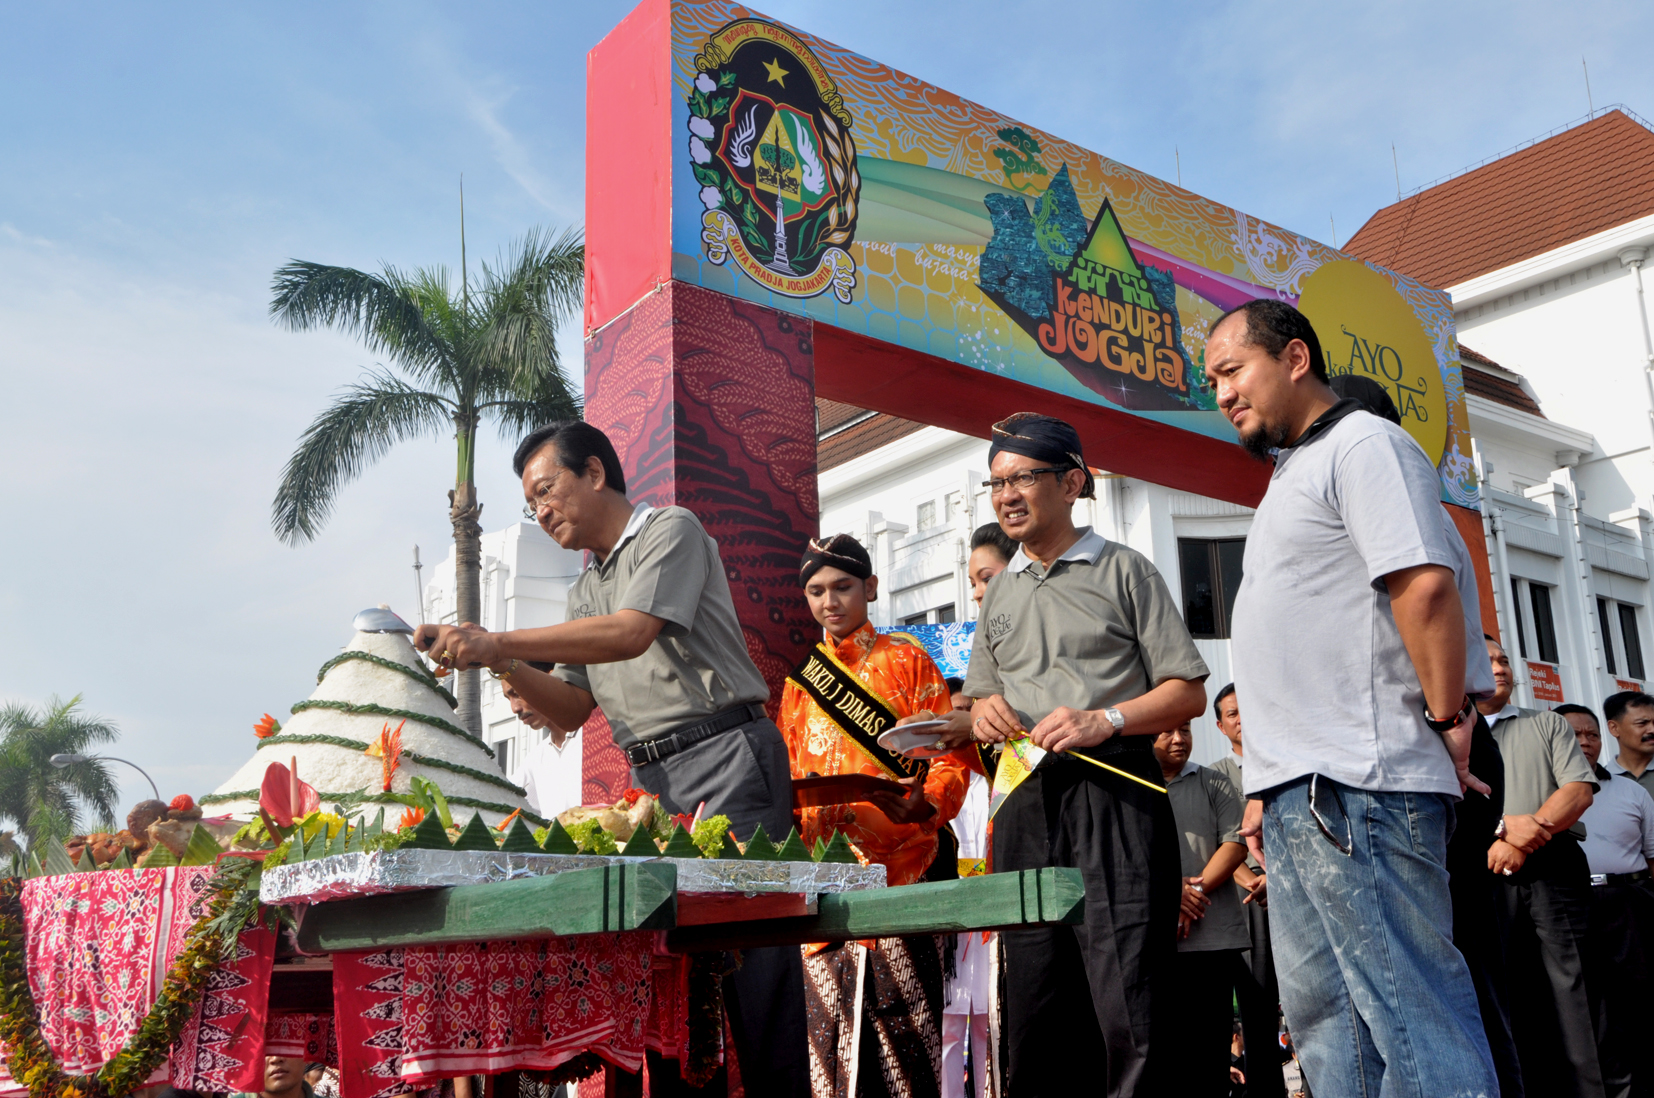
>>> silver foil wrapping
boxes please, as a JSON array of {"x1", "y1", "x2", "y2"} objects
[{"x1": 259, "y1": 848, "x2": 886, "y2": 905}]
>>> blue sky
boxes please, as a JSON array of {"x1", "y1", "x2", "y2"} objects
[{"x1": 3, "y1": 0, "x2": 1651, "y2": 820}]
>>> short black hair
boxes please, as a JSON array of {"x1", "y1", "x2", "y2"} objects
[
  {"x1": 1553, "y1": 703, "x2": 1599, "y2": 729},
  {"x1": 1210, "y1": 299, "x2": 1328, "y2": 382},
  {"x1": 1605, "y1": 691, "x2": 1654, "y2": 723},
  {"x1": 944, "y1": 676, "x2": 965, "y2": 694},
  {"x1": 970, "y1": 522, "x2": 1017, "y2": 561},
  {"x1": 1213, "y1": 682, "x2": 1237, "y2": 721},
  {"x1": 512, "y1": 421, "x2": 627, "y2": 494}
]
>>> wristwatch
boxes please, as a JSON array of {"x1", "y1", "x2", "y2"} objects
[{"x1": 1103, "y1": 707, "x2": 1126, "y2": 733}]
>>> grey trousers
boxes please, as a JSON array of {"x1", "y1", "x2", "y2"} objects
[{"x1": 632, "y1": 717, "x2": 810, "y2": 1097}]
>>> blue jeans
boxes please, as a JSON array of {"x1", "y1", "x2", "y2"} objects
[{"x1": 1262, "y1": 776, "x2": 1498, "y2": 1098}]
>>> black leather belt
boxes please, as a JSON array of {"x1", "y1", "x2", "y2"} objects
[
  {"x1": 1591, "y1": 869, "x2": 1652, "y2": 886},
  {"x1": 624, "y1": 703, "x2": 767, "y2": 767}
]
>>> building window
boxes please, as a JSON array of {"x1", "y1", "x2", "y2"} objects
[
  {"x1": 945, "y1": 491, "x2": 963, "y2": 522},
  {"x1": 1509, "y1": 577, "x2": 1528, "y2": 658},
  {"x1": 902, "y1": 605, "x2": 956, "y2": 626},
  {"x1": 1599, "y1": 598, "x2": 1618, "y2": 675},
  {"x1": 917, "y1": 500, "x2": 937, "y2": 530},
  {"x1": 1528, "y1": 583, "x2": 1560, "y2": 665},
  {"x1": 493, "y1": 739, "x2": 513, "y2": 776},
  {"x1": 901, "y1": 611, "x2": 929, "y2": 626},
  {"x1": 935, "y1": 604, "x2": 956, "y2": 624},
  {"x1": 1618, "y1": 603, "x2": 1646, "y2": 681},
  {"x1": 1178, "y1": 537, "x2": 1245, "y2": 639}
]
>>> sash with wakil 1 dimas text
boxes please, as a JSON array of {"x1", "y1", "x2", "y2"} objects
[{"x1": 787, "y1": 643, "x2": 925, "y2": 781}]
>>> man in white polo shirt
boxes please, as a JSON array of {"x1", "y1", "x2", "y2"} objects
[
  {"x1": 1562, "y1": 702, "x2": 1654, "y2": 1098},
  {"x1": 1208, "y1": 298, "x2": 1497, "y2": 1096}
]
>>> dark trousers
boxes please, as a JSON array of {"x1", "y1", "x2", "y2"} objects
[
  {"x1": 1499, "y1": 837, "x2": 1605, "y2": 1098},
  {"x1": 1588, "y1": 880, "x2": 1654, "y2": 1098},
  {"x1": 1447, "y1": 724, "x2": 1523, "y2": 1098},
  {"x1": 993, "y1": 743, "x2": 1180, "y2": 1098},
  {"x1": 1168, "y1": 950, "x2": 1244, "y2": 1098},
  {"x1": 632, "y1": 717, "x2": 810, "y2": 1098},
  {"x1": 1235, "y1": 901, "x2": 1285, "y2": 1098}
]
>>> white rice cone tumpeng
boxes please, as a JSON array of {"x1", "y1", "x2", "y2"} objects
[{"x1": 204, "y1": 629, "x2": 531, "y2": 825}]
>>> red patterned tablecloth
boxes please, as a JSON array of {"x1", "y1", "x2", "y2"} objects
[{"x1": 0, "y1": 867, "x2": 275, "y2": 1098}]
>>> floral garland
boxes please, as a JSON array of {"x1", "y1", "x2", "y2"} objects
[{"x1": 0, "y1": 869, "x2": 255, "y2": 1098}]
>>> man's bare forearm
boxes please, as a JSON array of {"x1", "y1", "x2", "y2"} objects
[
  {"x1": 498, "y1": 610, "x2": 666, "y2": 666},
  {"x1": 1533, "y1": 781, "x2": 1594, "y2": 834},
  {"x1": 1386, "y1": 564, "x2": 1467, "y2": 720},
  {"x1": 507, "y1": 666, "x2": 597, "y2": 733},
  {"x1": 1201, "y1": 841, "x2": 1249, "y2": 892},
  {"x1": 1115, "y1": 677, "x2": 1208, "y2": 737}
]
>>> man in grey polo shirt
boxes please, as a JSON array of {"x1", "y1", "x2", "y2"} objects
[
  {"x1": 1208, "y1": 299, "x2": 1498, "y2": 1096},
  {"x1": 1606, "y1": 691, "x2": 1654, "y2": 799},
  {"x1": 415, "y1": 420, "x2": 806, "y2": 1097},
  {"x1": 1477, "y1": 638, "x2": 1600, "y2": 1097},
  {"x1": 966, "y1": 412, "x2": 1209, "y2": 1098},
  {"x1": 1153, "y1": 720, "x2": 1251, "y2": 1096}
]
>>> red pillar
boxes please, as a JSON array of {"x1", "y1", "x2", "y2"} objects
[{"x1": 579, "y1": 281, "x2": 821, "y2": 805}]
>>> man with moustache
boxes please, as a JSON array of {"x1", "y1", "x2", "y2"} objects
[
  {"x1": 1206, "y1": 299, "x2": 1498, "y2": 1096},
  {"x1": 964, "y1": 412, "x2": 1209, "y2": 1098},
  {"x1": 1606, "y1": 691, "x2": 1654, "y2": 799},
  {"x1": 413, "y1": 420, "x2": 806, "y2": 1097}
]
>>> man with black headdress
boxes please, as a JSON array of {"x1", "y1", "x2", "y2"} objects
[
  {"x1": 964, "y1": 412, "x2": 1209, "y2": 1098},
  {"x1": 780, "y1": 533, "x2": 974, "y2": 1097}
]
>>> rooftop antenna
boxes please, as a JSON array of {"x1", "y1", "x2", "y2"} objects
[
  {"x1": 1330, "y1": 214, "x2": 1338, "y2": 249},
  {"x1": 1583, "y1": 57, "x2": 1595, "y2": 118},
  {"x1": 412, "y1": 545, "x2": 424, "y2": 624},
  {"x1": 1175, "y1": 146, "x2": 1182, "y2": 187},
  {"x1": 1391, "y1": 143, "x2": 1402, "y2": 202}
]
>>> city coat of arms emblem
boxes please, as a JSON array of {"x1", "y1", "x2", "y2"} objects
[{"x1": 687, "y1": 19, "x2": 859, "y2": 303}]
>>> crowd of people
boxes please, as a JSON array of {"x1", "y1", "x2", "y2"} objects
[{"x1": 407, "y1": 297, "x2": 1654, "y2": 1098}]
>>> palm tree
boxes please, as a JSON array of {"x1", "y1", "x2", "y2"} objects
[
  {"x1": 0, "y1": 696, "x2": 120, "y2": 858},
  {"x1": 270, "y1": 228, "x2": 584, "y2": 734}
]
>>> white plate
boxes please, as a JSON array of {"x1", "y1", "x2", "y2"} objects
[{"x1": 876, "y1": 721, "x2": 956, "y2": 759}]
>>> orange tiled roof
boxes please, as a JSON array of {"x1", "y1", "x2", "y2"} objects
[
  {"x1": 817, "y1": 399, "x2": 926, "y2": 472},
  {"x1": 1344, "y1": 110, "x2": 1654, "y2": 289},
  {"x1": 1460, "y1": 344, "x2": 1545, "y2": 418}
]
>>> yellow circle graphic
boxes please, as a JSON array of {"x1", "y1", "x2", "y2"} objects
[{"x1": 1297, "y1": 260, "x2": 1446, "y2": 467}]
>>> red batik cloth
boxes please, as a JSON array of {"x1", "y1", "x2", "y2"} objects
[
  {"x1": 168, "y1": 920, "x2": 278, "y2": 1093},
  {"x1": 0, "y1": 866, "x2": 275, "y2": 1098},
  {"x1": 642, "y1": 953, "x2": 692, "y2": 1062},
  {"x1": 332, "y1": 948, "x2": 412, "y2": 1098},
  {"x1": 397, "y1": 934, "x2": 654, "y2": 1082},
  {"x1": 265, "y1": 1012, "x2": 337, "y2": 1063}
]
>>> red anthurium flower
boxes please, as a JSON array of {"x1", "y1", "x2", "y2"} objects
[{"x1": 259, "y1": 760, "x2": 320, "y2": 827}]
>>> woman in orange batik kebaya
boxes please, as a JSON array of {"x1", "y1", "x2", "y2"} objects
[{"x1": 779, "y1": 533, "x2": 971, "y2": 1098}]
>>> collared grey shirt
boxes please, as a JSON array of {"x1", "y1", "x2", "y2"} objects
[
  {"x1": 553, "y1": 503, "x2": 768, "y2": 748},
  {"x1": 1165, "y1": 760, "x2": 1251, "y2": 952},
  {"x1": 1610, "y1": 756, "x2": 1654, "y2": 802},
  {"x1": 1231, "y1": 409, "x2": 1493, "y2": 798},
  {"x1": 1487, "y1": 707, "x2": 1598, "y2": 840},
  {"x1": 1580, "y1": 764, "x2": 1654, "y2": 875},
  {"x1": 963, "y1": 526, "x2": 1208, "y2": 727}
]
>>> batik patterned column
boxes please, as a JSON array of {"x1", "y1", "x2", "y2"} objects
[{"x1": 583, "y1": 280, "x2": 820, "y2": 734}]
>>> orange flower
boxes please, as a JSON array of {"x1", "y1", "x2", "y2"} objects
[
  {"x1": 495, "y1": 807, "x2": 523, "y2": 832},
  {"x1": 254, "y1": 713, "x2": 280, "y2": 739},
  {"x1": 397, "y1": 806, "x2": 426, "y2": 831},
  {"x1": 365, "y1": 720, "x2": 405, "y2": 792}
]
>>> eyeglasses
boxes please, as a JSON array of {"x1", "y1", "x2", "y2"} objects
[
  {"x1": 981, "y1": 468, "x2": 1067, "y2": 496},
  {"x1": 1308, "y1": 773, "x2": 1352, "y2": 856},
  {"x1": 521, "y1": 470, "x2": 568, "y2": 519}
]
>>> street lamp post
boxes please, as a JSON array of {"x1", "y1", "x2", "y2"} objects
[{"x1": 50, "y1": 753, "x2": 161, "y2": 803}]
